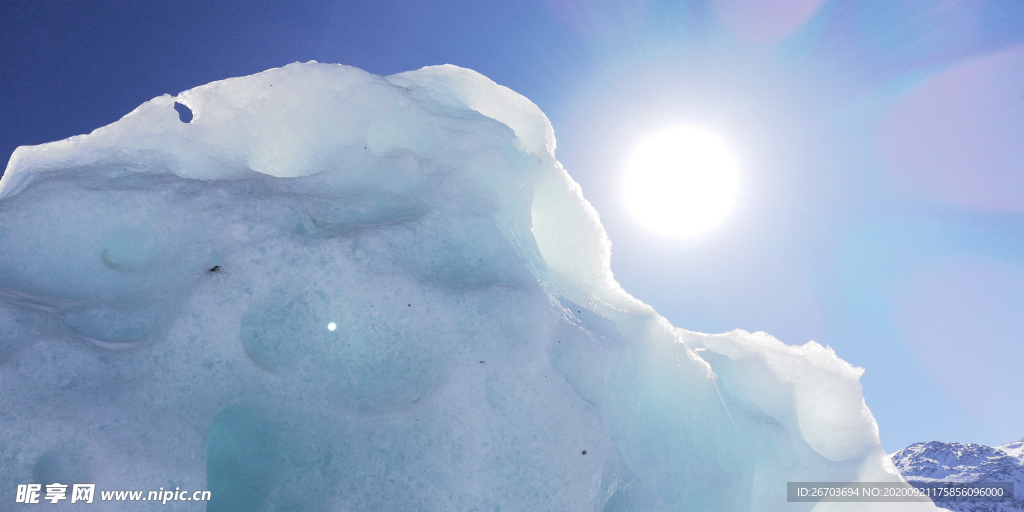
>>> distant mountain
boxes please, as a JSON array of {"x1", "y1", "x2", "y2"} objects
[{"x1": 892, "y1": 437, "x2": 1024, "y2": 512}]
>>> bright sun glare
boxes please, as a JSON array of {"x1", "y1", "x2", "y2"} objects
[{"x1": 624, "y1": 126, "x2": 740, "y2": 237}]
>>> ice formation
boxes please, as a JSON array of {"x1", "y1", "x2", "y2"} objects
[{"x1": 0, "y1": 62, "x2": 935, "y2": 511}]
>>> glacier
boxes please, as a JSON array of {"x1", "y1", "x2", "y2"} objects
[{"x1": 0, "y1": 62, "x2": 935, "y2": 511}]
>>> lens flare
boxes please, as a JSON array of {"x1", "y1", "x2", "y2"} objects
[{"x1": 624, "y1": 126, "x2": 740, "y2": 237}]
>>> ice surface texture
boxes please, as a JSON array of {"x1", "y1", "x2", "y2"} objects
[{"x1": 0, "y1": 62, "x2": 934, "y2": 511}]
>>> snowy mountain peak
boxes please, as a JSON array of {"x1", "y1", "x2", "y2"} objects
[
  {"x1": 893, "y1": 438, "x2": 1024, "y2": 511},
  {"x1": 999, "y1": 439, "x2": 1024, "y2": 459}
]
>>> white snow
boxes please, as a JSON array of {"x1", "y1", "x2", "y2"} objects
[
  {"x1": 998, "y1": 438, "x2": 1024, "y2": 459},
  {"x1": 0, "y1": 62, "x2": 935, "y2": 511}
]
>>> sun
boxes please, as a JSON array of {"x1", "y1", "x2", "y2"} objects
[{"x1": 624, "y1": 126, "x2": 740, "y2": 237}]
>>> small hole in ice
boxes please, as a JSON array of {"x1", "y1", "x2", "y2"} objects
[
  {"x1": 173, "y1": 102, "x2": 193, "y2": 123},
  {"x1": 327, "y1": 322, "x2": 337, "y2": 331}
]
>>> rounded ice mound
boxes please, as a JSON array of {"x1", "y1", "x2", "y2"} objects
[{"x1": 0, "y1": 62, "x2": 934, "y2": 511}]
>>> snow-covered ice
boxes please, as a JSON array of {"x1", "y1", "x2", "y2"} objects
[{"x1": 0, "y1": 62, "x2": 936, "y2": 511}]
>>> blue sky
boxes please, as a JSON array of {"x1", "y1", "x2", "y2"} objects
[{"x1": 2, "y1": 0, "x2": 1022, "y2": 452}]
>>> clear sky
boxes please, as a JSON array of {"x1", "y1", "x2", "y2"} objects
[{"x1": 1, "y1": 0, "x2": 1022, "y2": 452}]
